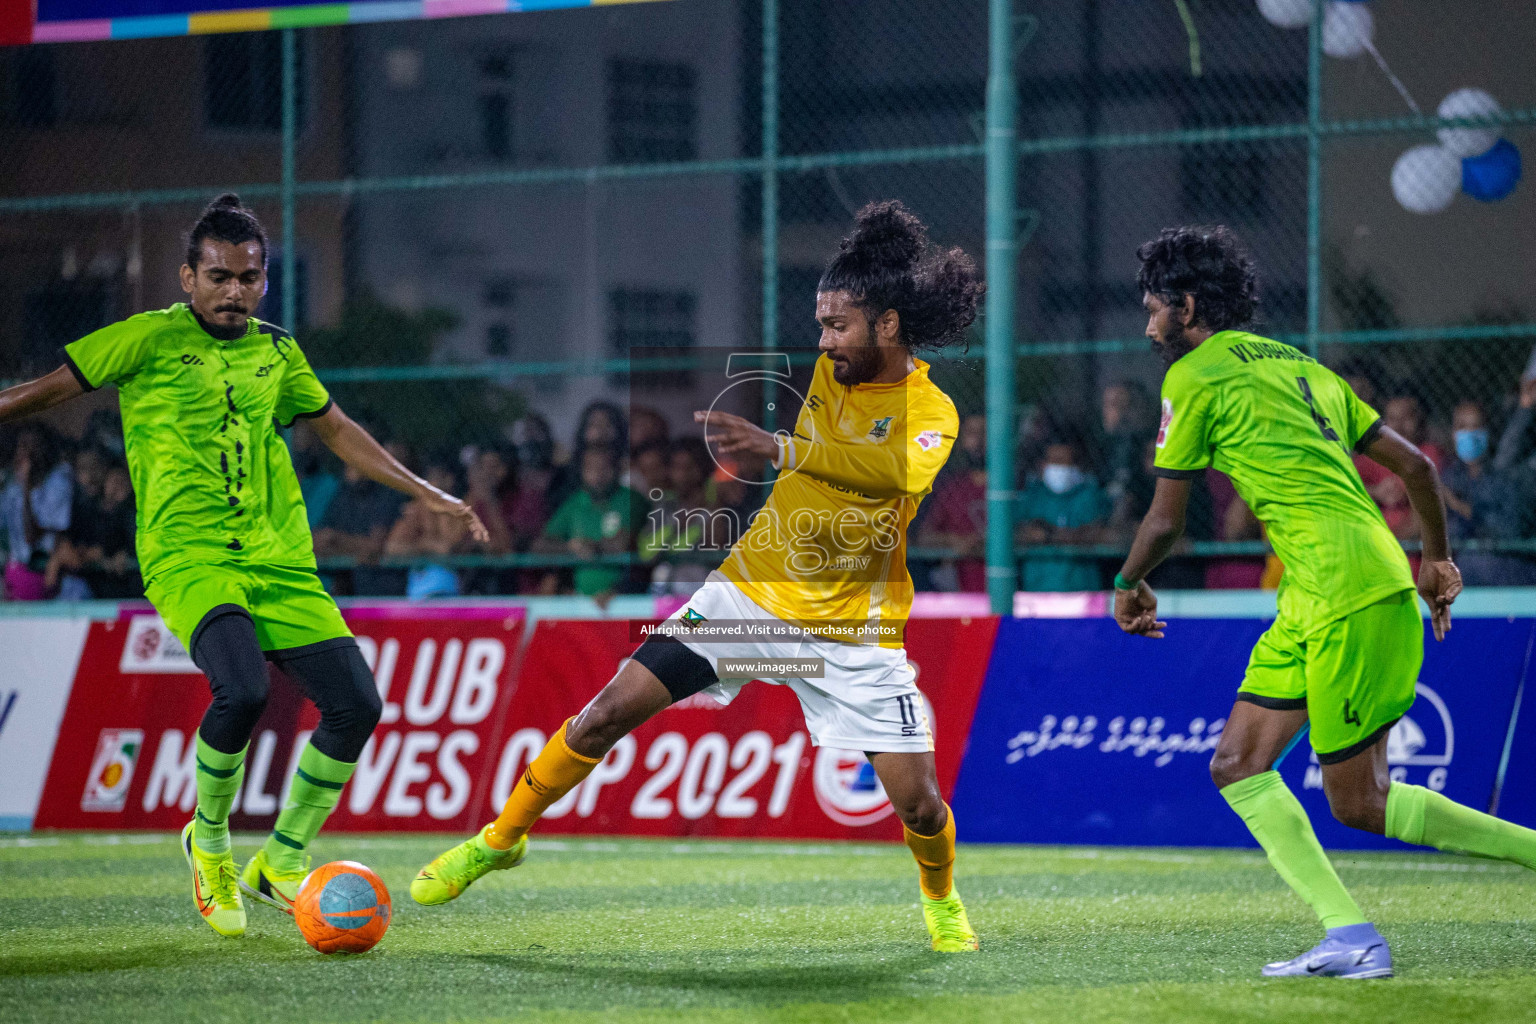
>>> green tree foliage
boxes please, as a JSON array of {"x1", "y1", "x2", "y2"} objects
[{"x1": 303, "y1": 291, "x2": 524, "y2": 452}]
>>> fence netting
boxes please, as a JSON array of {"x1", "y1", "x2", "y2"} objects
[{"x1": 2, "y1": 0, "x2": 1533, "y2": 603}]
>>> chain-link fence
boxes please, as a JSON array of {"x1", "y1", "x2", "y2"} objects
[{"x1": 2, "y1": 0, "x2": 1534, "y2": 604}]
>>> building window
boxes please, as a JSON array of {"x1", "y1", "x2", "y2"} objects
[
  {"x1": 607, "y1": 59, "x2": 696, "y2": 163},
  {"x1": 264, "y1": 254, "x2": 309, "y2": 330},
  {"x1": 477, "y1": 52, "x2": 515, "y2": 160},
  {"x1": 7, "y1": 47, "x2": 58, "y2": 128},
  {"x1": 610, "y1": 288, "x2": 696, "y2": 390},
  {"x1": 204, "y1": 32, "x2": 305, "y2": 132}
]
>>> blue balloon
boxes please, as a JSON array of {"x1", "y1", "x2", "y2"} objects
[{"x1": 1462, "y1": 138, "x2": 1522, "y2": 202}]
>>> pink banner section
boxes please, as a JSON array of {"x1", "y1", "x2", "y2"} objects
[
  {"x1": 422, "y1": 0, "x2": 506, "y2": 18},
  {"x1": 1012, "y1": 591, "x2": 1108, "y2": 619},
  {"x1": 32, "y1": 18, "x2": 114, "y2": 41}
]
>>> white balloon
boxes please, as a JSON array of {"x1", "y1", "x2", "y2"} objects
[
  {"x1": 1257, "y1": 0, "x2": 1311, "y2": 30},
  {"x1": 1323, "y1": 2, "x2": 1372, "y2": 58},
  {"x1": 1436, "y1": 88, "x2": 1502, "y2": 159},
  {"x1": 1391, "y1": 145, "x2": 1461, "y2": 215}
]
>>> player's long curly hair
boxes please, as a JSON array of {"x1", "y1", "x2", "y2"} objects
[
  {"x1": 818, "y1": 200, "x2": 985, "y2": 352},
  {"x1": 185, "y1": 192, "x2": 268, "y2": 269},
  {"x1": 1135, "y1": 225, "x2": 1259, "y2": 332}
]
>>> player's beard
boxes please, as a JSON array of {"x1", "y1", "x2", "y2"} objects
[
  {"x1": 1151, "y1": 321, "x2": 1196, "y2": 367},
  {"x1": 831, "y1": 343, "x2": 884, "y2": 386}
]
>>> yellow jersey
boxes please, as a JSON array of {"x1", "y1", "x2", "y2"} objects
[{"x1": 720, "y1": 354, "x2": 958, "y2": 647}]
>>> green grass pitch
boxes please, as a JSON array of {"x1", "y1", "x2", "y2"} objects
[{"x1": 3, "y1": 833, "x2": 1535, "y2": 1023}]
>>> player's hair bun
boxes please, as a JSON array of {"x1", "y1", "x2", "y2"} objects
[
  {"x1": 186, "y1": 193, "x2": 268, "y2": 270},
  {"x1": 840, "y1": 200, "x2": 928, "y2": 271},
  {"x1": 818, "y1": 199, "x2": 983, "y2": 353}
]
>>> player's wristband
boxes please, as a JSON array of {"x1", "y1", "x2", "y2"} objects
[{"x1": 1113, "y1": 573, "x2": 1140, "y2": 592}]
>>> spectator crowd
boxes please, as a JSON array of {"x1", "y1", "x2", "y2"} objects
[{"x1": 6, "y1": 363, "x2": 1536, "y2": 603}]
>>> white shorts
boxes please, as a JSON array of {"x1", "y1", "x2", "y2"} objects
[{"x1": 654, "y1": 573, "x2": 933, "y2": 753}]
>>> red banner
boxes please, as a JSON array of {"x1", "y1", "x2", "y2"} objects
[
  {"x1": 482, "y1": 615, "x2": 997, "y2": 841},
  {"x1": 34, "y1": 608, "x2": 995, "y2": 840},
  {"x1": 35, "y1": 608, "x2": 527, "y2": 832}
]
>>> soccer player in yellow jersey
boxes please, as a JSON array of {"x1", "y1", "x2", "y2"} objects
[{"x1": 413, "y1": 200, "x2": 985, "y2": 952}]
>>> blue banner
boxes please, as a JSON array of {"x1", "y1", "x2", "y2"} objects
[{"x1": 953, "y1": 616, "x2": 1533, "y2": 849}]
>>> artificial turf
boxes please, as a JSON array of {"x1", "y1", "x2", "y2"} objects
[{"x1": 2, "y1": 832, "x2": 1534, "y2": 1023}]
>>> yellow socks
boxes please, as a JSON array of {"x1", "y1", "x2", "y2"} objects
[
  {"x1": 485, "y1": 719, "x2": 601, "y2": 850},
  {"x1": 905, "y1": 804, "x2": 957, "y2": 899}
]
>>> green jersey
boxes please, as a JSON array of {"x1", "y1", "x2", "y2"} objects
[
  {"x1": 1153, "y1": 330, "x2": 1413, "y2": 637},
  {"x1": 64, "y1": 303, "x2": 331, "y2": 580}
]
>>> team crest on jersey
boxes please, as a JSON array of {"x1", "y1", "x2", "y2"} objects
[
  {"x1": 680, "y1": 608, "x2": 707, "y2": 629},
  {"x1": 867, "y1": 416, "x2": 894, "y2": 442},
  {"x1": 914, "y1": 430, "x2": 943, "y2": 451},
  {"x1": 1156, "y1": 398, "x2": 1173, "y2": 448}
]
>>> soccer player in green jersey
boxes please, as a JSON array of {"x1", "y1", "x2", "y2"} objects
[
  {"x1": 1113, "y1": 226, "x2": 1536, "y2": 979},
  {"x1": 0, "y1": 194, "x2": 487, "y2": 938}
]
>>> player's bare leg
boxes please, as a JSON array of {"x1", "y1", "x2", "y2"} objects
[
  {"x1": 411, "y1": 659, "x2": 670, "y2": 905},
  {"x1": 1209, "y1": 700, "x2": 1390, "y2": 977},
  {"x1": 1323, "y1": 730, "x2": 1536, "y2": 866},
  {"x1": 868, "y1": 751, "x2": 977, "y2": 952}
]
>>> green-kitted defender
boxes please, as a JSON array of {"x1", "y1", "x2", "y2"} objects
[
  {"x1": 0, "y1": 194, "x2": 488, "y2": 938},
  {"x1": 1112, "y1": 225, "x2": 1536, "y2": 980}
]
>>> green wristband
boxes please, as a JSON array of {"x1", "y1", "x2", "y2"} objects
[{"x1": 1113, "y1": 573, "x2": 1139, "y2": 592}]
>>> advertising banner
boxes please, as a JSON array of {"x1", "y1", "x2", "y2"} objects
[
  {"x1": 0, "y1": 618, "x2": 92, "y2": 830},
  {"x1": 31, "y1": 608, "x2": 995, "y2": 840},
  {"x1": 953, "y1": 617, "x2": 1532, "y2": 850},
  {"x1": 481, "y1": 615, "x2": 997, "y2": 841},
  {"x1": 34, "y1": 607, "x2": 526, "y2": 833}
]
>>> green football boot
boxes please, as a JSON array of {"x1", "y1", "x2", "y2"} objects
[
  {"x1": 240, "y1": 848, "x2": 309, "y2": 915},
  {"x1": 180, "y1": 821, "x2": 245, "y2": 938},
  {"x1": 411, "y1": 826, "x2": 527, "y2": 906},
  {"x1": 922, "y1": 886, "x2": 980, "y2": 952}
]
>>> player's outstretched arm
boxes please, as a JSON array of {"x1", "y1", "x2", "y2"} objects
[
  {"x1": 0, "y1": 366, "x2": 85, "y2": 426},
  {"x1": 308, "y1": 403, "x2": 489, "y2": 544},
  {"x1": 1361, "y1": 423, "x2": 1462, "y2": 640},
  {"x1": 1112, "y1": 476, "x2": 1192, "y2": 638}
]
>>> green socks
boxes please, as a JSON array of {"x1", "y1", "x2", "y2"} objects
[
  {"x1": 1220, "y1": 770, "x2": 1367, "y2": 929},
  {"x1": 1386, "y1": 782, "x2": 1536, "y2": 870},
  {"x1": 263, "y1": 744, "x2": 357, "y2": 873},
  {"x1": 193, "y1": 733, "x2": 247, "y2": 857}
]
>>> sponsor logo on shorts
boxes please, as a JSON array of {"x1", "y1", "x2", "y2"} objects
[
  {"x1": 120, "y1": 616, "x2": 198, "y2": 674},
  {"x1": 82, "y1": 729, "x2": 145, "y2": 812}
]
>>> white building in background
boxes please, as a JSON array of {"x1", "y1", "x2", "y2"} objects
[{"x1": 350, "y1": 0, "x2": 743, "y2": 441}]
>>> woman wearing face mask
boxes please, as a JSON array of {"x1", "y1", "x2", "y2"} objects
[
  {"x1": 1014, "y1": 439, "x2": 1111, "y2": 592},
  {"x1": 1440, "y1": 401, "x2": 1536, "y2": 586}
]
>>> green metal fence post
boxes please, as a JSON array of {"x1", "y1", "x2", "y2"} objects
[
  {"x1": 1305, "y1": 0, "x2": 1321, "y2": 357},
  {"x1": 761, "y1": 0, "x2": 779, "y2": 432},
  {"x1": 281, "y1": 27, "x2": 298, "y2": 332},
  {"x1": 985, "y1": 0, "x2": 1019, "y2": 616}
]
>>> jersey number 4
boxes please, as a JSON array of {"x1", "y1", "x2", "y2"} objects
[{"x1": 1296, "y1": 377, "x2": 1341, "y2": 443}]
